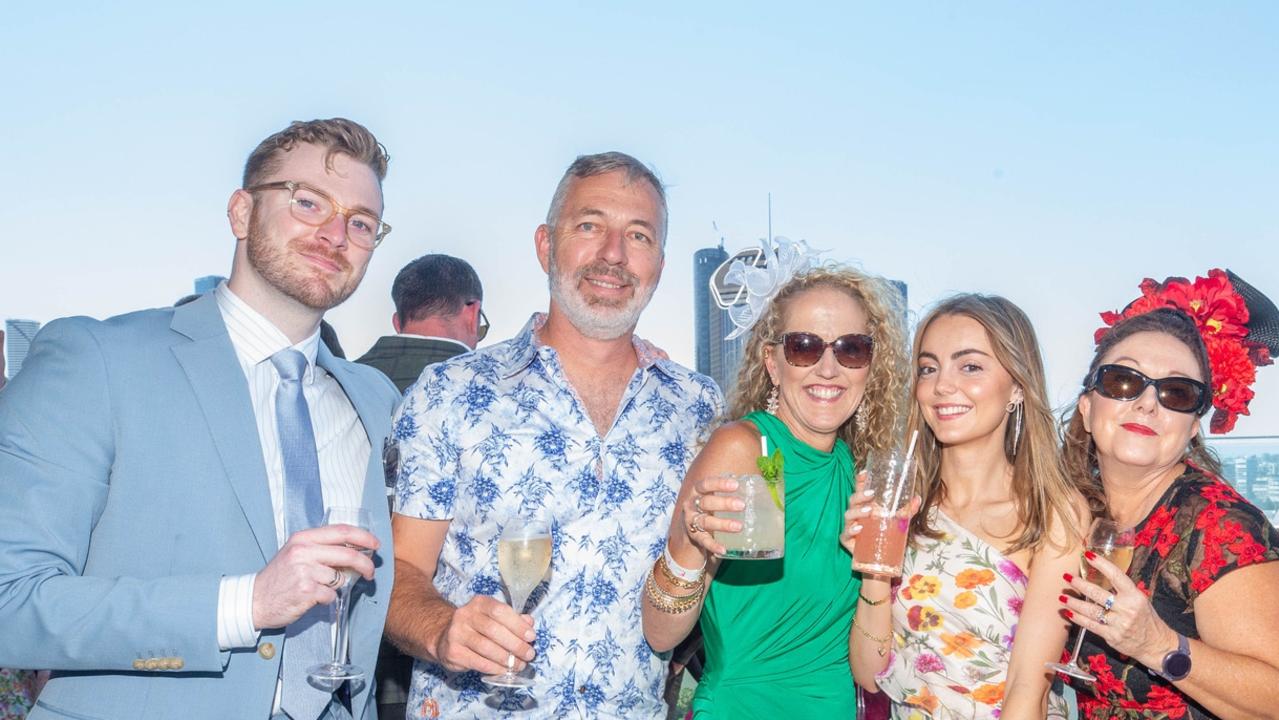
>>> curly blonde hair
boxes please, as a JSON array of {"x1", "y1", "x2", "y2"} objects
[
  {"x1": 907, "y1": 294, "x2": 1084, "y2": 554},
  {"x1": 728, "y1": 266, "x2": 910, "y2": 462}
]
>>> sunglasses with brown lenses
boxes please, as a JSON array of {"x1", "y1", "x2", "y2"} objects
[{"x1": 774, "y1": 332, "x2": 874, "y2": 369}]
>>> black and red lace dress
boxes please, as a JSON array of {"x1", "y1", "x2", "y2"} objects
[{"x1": 1067, "y1": 465, "x2": 1279, "y2": 719}]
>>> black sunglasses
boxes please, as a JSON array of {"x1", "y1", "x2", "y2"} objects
[
  {"x1": 1089, "y1": 364, "x2": 1211, "y2": 415},
  {"x1": 774, "y1": 332, "x2": 874, "y2": 369}
]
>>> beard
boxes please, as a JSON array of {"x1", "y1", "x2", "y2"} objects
[
  {"x1": 245, "y1": 211, "x2": 364, "y2": 311},
  {"x1": 548, "y1": 252, "x2": 658, "y2": 341}
]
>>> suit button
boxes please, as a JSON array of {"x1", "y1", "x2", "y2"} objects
[
  {"x1": 132, "y1": 659, "x2": 146, "y2": 670},
  {"x1": 258, "y1": 642, "x2": 276, "y2": 660},
  {"x1": 173, "y1": 657, "x2": 184, "y2": 670},
  {"x1": 144, "y1": 658, "x2": 160, "y2": 670}
]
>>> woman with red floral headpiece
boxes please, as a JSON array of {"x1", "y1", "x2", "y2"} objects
[{"x1": 1058, "y1": 270, "x2": 1279, "y2": 719}]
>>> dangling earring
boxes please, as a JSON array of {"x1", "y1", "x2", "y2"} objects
[
  {"x1": 1005, "y1": 401, "x2": 1023, "y2": 457},
  {"x1": 766, "y1": 385, "x2": 780, "y2": 415},
  {"x1": 855, "y1": 403, "x2": 866, "y2": 428}
]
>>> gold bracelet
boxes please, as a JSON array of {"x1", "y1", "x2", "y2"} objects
[
  {"x1": 656, "y1": 554, "x2": 702, "y2": 591},
  {"x1": 858, "y1": 592, "x2": 889, "y2": 606},
  {"x1": 644, "y1": 570, "x2": 703, "y2": 614},
  {"x1": 852, "y1": 618, "x2": 892, "y2": 657}
]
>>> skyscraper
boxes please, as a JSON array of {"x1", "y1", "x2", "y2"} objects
[
  {"x1": 4, "y1": 319, "x2": 41, "y2": 380},
  {"x1": 693, "y1": 245, "x2": 728, "y2": 380}
]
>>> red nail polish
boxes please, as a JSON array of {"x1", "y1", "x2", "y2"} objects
[
  {"x1": 1058, "y1": 595, "x2": 1067, "y2": 604},
  {"x1": 1064, "y1": 610, "x2": 1073, "y2": 619},
  {"x1": 1063, "y1": 573, "x2": 1073, "y2": 583},
  {"x1": 1084, "y1": 550, "x2": 1097, "y2": 560}
]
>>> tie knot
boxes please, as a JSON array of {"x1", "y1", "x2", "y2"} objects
[{"x1": 271, "y1": 349, "x2": 309, "y2": 382}]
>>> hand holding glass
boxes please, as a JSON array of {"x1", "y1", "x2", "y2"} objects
[
  {"x1": 714, "y1": 472, "x2": 785, "y2": 560},
  {"x1": 307, "y1": 507, "x2": 374, "y2": 685},
  {"x1": 483, "y1": 521, "x2": 552, "y2": 688},
  {"x1": 1046, "y1": 518, "x2": 1136, "y2": 681},
  {"x1": 851, "y1": 441, "x2": 916, "y2": 576}
]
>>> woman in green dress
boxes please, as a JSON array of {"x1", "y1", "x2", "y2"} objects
[{"x1": 642, "y1": 247, "x2": 910, "y2": 719}]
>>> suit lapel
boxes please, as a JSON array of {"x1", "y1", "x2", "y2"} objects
[{"x1": 170, "y1": 295, "x2": 278, "y2": 563}]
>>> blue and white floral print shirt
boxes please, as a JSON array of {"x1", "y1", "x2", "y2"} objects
[{"x1": 393, "y1": 314, "x2": 723, "y2": 719}]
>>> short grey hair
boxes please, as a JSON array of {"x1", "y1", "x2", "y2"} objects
[{"x1": 545, "y1": 152, "x2": 668, "y2": 246}]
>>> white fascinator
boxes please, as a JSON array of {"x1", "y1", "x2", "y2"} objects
[{"x1": 712, "y1": 236, "x2": 822, "y2": 340}]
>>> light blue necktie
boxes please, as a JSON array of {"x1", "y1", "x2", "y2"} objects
[{"x1": 272, "y1": 349, "x2": 340, "y2": 720}]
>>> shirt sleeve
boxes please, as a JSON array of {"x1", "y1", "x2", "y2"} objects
[
  {"x1": 1184, "y1": 483, "x2": 1279, "y2": 599},
  {"x1": 392, "y1": 366, "x2": 459, "y2": 521},
  {"x1": 216, "y1": 573, "x2": 259, "y2": 649}
]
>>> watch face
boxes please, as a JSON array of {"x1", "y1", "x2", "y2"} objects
[{"x1": 1165, "y1": 652, "x2": 1192, "y2": 679}]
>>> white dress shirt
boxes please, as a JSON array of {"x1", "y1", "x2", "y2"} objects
[{"x1": 213, "y1": 283, "x2": 372, "y2": 649}]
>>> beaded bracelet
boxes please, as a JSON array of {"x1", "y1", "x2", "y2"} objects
[
  {"x1": 657, "y1": 554, "x2": 702, "y2": 591},
  {"x1": 858, "y1": 592, "x2": 888, "y2": 607},
  {"x1": 644, "y1": 569, "x2": 703, "y2": 614}
]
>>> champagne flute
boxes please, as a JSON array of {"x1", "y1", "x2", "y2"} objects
[
  {"x1": 482, "y1": 520, "x2": 552, "y2": 688},
  {"x1": 308, "y1": 506, "x2": 374, "y2": 685},
  {"x1": 1046, "y1": 518, "x2": 1136, "y2": 681}
]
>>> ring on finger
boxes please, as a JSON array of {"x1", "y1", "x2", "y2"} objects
[
  {"x1": 689, "y1": 512, "x2": 706, "y2": 534},
  {"x1": 1096, "y1": 607, "x2": 1108, "y2": 625},
  {"x1": 326, "y1": 567, "x2": 342, "y2": 589},
  {"x1": 693, "y1": 495, "x2": 703, "y2": 513},
  {"x1": 1102, "y1": 594, "x2": 1115, "y2": 611}
]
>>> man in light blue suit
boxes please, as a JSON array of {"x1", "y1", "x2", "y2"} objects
[{"x1": 0, "y1": 118, "x2": 401, "y2": 719}]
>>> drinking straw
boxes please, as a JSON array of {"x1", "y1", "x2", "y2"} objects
[
  {"x1": 761, "y1": 435, "x2": 768, "y2": 457},
  {"x1": 887, "y1": 430, "x2": 919, "y2": 512}
]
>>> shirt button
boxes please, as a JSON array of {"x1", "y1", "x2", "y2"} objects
[{"x1": 578, "y1": 685, "x2": 586, "y2": 694}]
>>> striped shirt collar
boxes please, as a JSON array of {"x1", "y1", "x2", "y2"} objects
[{"x1": 214, "y1": 282, "x2": 321, "y2": 382}]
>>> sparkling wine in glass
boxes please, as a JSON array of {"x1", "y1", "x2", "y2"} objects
[
  {"x1": 482, "y1": 521, "x2": 552, "y2": 688},
  {"x1": 1046, "y1": 518, "x2": 1136, "y2": 681},
  {"x1": 307, "y1": 506, "x2": 374, "y2": 685}
]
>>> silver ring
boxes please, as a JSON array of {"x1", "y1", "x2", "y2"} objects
[
  {"x1": 327, "y1": 567, "x2": 342, "y2": 589},
  {"x1": 1097, "y1": 608, "x2": 1108, "y2": 625},
  {"x1": 689, "y1": 512, "x2": 706, "y2": 534},
  {"x1": 693, "y1": 495, "x2": 703, "y2": 513},
  {"x1": 1102, "y1": 594, "x2": 1115, "y2": 611}
]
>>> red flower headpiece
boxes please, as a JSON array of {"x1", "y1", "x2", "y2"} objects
[{"x1": 1096, "y1": 269, "x2": 1278, "y2": 434}]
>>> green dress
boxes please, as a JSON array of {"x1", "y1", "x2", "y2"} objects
[{"x1": 693, "y1": 411, "x2": 861, "y2": 718}]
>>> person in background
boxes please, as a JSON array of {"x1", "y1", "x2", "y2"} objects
[
  {"x1": 1059, "y1": 270, "x2": 1279, "y2": 720},
  {"x1": 355, "y1": 253, "x2": 485, "y2": 720},
  {"x1": 355, "y1": 253, "x2": 486, "y2": 393},
  {"x1": 847, "y1": 294, "x2": 1085, "y2": 719}
]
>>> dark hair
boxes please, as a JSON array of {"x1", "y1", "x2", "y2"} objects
[
  {"x1": 1062, "y1": 307, "x2": 1221, "y2": 516},
  {"x1": 393, "y1": 254, "x2": 483, "y2": 322},
  {"x1": 243, "y1": 118, "x2": 389, "y2": 189},
  {"x1": 545, "y1": 151, "x2": 667, "y2": 245}
]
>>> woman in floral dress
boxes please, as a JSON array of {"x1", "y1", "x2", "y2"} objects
[
  {"x1": 1057, "y1": 272, "x2": 1279, "y2": 719},
  {"x1": 847, "y1": 294, "x2": 1086, "y2": 719}
]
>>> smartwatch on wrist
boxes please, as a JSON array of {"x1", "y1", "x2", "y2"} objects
[{"x1": 1154, "y1": 632, "x2": 1192, "y2": 682}]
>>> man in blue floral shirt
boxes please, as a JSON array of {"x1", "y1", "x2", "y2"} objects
[{"x1": 386, "y1": 152, "x2": 723, "y2": 719}]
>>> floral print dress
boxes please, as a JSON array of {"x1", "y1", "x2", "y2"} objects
[
  {"x1": 876, "y1": 509, "x2": 1068, "y2": 720},
  {"x1": 1066, "y1": 466, "x2": 1279, "y2": 719}
]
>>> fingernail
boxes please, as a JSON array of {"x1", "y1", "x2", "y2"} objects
[
  {"x1": 1058, "y1": 595, "x2": 1067, "y2": 604},
  {"x1": 524, "y1": 631, "x2": 535, "y2": 642},
  {"x1": 859, "y1": 506, "x2": 870, "y2": 514},
  {"x1": 1084, "y1": 550, "x2": 1096, "y2": 560},
  {"x1": 851, "y1": 524, "x2": 862, "y2": 534},
  {"x1": 1064, "y1": 610, "x2": 1073, "y2": 619},
  {"x1": 863, "y1": 489, "x2": 874, "y2": 497},
  {"x1": 1063, "y1": 573, "x2": 1073, "y2": 583}
]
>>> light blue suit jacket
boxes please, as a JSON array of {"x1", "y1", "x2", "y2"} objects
[{"x1": 0, "y1": 294, "x2": 399, "y2": 719}]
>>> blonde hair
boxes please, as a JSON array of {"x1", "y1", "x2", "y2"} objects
[
  {"x1": 728, "y1": 266, "x2": 910, "y2": 462},
  {"x1": 908, "y1": 294, "x2": 1083, "y2": 554},
  {"x1": 243, "y1": 118, "x2": 389, "y2": 188}
]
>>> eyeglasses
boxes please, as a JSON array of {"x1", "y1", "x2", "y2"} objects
[
  {"x1": 773, "y1": 332, "x2": 874, "y2": 369},
  {"x1": 469, "y1": 301, "x2": 490, "y2": 342},
  {"x1": 1089, "y1": 364, "x2": 1211, "y2": 415},
  {"x1": 247, "y1": 180, "x2": 391, "y2": 250}
]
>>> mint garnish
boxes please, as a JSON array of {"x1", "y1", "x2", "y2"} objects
[{"x1": 756, "y1": 449, "x2": 785, "y2": 511}]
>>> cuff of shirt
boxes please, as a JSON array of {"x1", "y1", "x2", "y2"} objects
[{"x1": 216, "y1": 573, "x2": 260, "y2": 650}]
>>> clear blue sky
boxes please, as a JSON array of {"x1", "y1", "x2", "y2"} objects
[{"x1": 3, "y1": 2, "x2": 1276, "y2": 432}]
